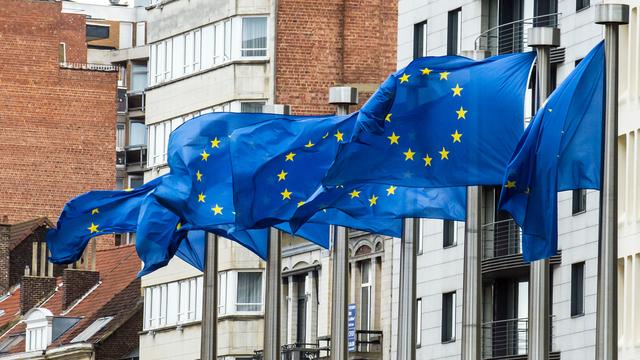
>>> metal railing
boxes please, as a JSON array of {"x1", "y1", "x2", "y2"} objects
[
  {"x1": 481, "y1": 318, "x2": 529, "y2": 359},
  {"x1": 482, "y1": 219, "x2": 522, "y2": 259},
  {"x1": 474, "y1": 13, "x2": 560, "y2": 55},
  {"x1": 127, "y1": 91, "x2": 146, "y2": 112},
  {"x1": 59, "y1": 62, "x2": 119, "y2": 72}
]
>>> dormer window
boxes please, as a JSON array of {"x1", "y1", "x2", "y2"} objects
[{"x1": 24, "y1": 308, "x2": 53, "y2": 352}]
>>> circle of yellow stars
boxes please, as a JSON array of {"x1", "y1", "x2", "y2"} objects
[{"x1": 194, "y1": 135, "x2": 226, "y2": 216}]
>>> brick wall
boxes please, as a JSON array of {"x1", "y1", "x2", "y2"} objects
[
  {"x1": 0, "y1": 226, "x2": 9, "y2": 293},
  {"x1": 62, "y1": 269, "x2": 100, "y2": 309},
  {"x1": 0, "y1": 0, "x2": 116, "y2": 224},
  {"x1": 20, "y1": 276, "x2": 57, "y2": 314},
  {"x1": 275, "y1": 0, "x2": 397, "y2": 115}
]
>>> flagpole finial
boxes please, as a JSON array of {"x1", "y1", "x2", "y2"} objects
[{"x1": 595, "y1": 3, "x2": 629, "y2": 25}]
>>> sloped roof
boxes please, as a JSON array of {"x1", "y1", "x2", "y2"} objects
[
  {"x1": 0, "y1": 245, "x2": 141, "y2": 356},
  {"x1": 3, "y1": 217, "x2": 53, "y2": 251}
]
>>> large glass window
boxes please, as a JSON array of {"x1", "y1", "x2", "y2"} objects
[
  {"x1": 441, "y1": 291, "x2": 456, "y2": 342},
  {"x1": 447, "y1": 8, "x2": 462, "y2": 56},
  {"x1": 413, "y1": 20, "x2": 428, "y2": 59},
  {"x1": 576, "y1": 0, "x2": 590, "y2": 11},
  {"x1": 129, "y1": 121, "x2": 146, "y2": 147},
  {"x1": 360, "y1": 261, "x2": 372, "y2": 331},
  {"x1": 443, "y1": 220, "x2": 457, "y2": 248},
  {"x1": 143, "y1": 277, "x2": 203, "y2": 330},
  {"x1": 572, "y1": 189, "x2": 587, "y2": 215},
  {"x1": 236, "y1": 272, "x2": 263, "y2": 312},
  {"x1": 130, "y1": 63, "x2": 147, "y2": 93},
  {"x1": 86, "y1": 24, "x2": 110, "y2": 41},
  {"x1": 571, "y1": 262, "x2": 585, "y2": 316},
  {"x1": 241, "y1": 17, "x2": 267, "y2": 57}
]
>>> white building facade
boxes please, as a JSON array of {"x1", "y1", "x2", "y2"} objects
[{"x1": 397, "y1": 0, "x2": 640, "y2": 359}]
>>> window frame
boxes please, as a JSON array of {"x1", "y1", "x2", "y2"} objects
[
  {"x1": 413, "y1": 20, "x2": 428, "y2": 59},
  {"x1": 416, "y1": 298, "x2": 422, "y2": 348},
  {"x1": 240, "y1": 16, "x2": 268, "y2": 58},
  {"x1": 571, "y1": 262, "x2": 585, "y2": 317},
  {"x1": 441, "y1": 291, "x2": 456, "y2": 343},
  {"x1": 417, "y1": 219, "x2": 424, "y2": 255},
  {"x1": 443, "y1": 220, "x2": 458, "y2": 248},
  {"x1": 572, "y1": 189, "x2": 587, "y2": 215},
  {"x1": 234, "y1": 270, "x2": 265, "y2": 314},
  {"x1": 576, "y1": 0, "x2": 590, "y2": 12},
  {"x1": 447, "y1": 8, "x2": 462, "y2": 56}
]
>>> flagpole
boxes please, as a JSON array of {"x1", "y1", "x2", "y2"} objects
[
  {"x1": 595, "y1": 4, "x2": 628, "y2": 360},
  {"x1": 526, "y1": 26, "x2": 560, "y2": 360},
  {"x1": 328, "y1": 86, "x2": 358, "y2": 360},
  {"x1": 397, "y1": 218, "x2": 418, "y2": 360},
  {"x1": 459, "y1": 49, "x2": 490, "y2": 360},
  {"x1": 263, "y1": 227, "x2": 282, "y2": 360},
  {"x1": 200, "y1": 233, "x2": 218, "y2": 360}
]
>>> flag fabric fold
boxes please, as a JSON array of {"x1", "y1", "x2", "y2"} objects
[
  {"x1": 498, "y1": 41, "x2": 604, "y2": 261},
  {"x1": 323, "y1": 52, "x2": 536, "y2": 188}
]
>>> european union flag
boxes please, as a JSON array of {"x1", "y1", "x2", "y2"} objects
[
  {"x1": 230, "y1": 112, "x2": 466, "y2": 235},
  {"x1": 499, "y1": 42, "x2": 604, "y2": 261},
  {"x1": 323, "y1": 52, "x2": 536, "y2": 188},
  {"x1": 47, "y1": 178, "x2": 163, "y2": 264},
  {"x1": 152, "y1": 112, "x2": 329, "y2": 249}
]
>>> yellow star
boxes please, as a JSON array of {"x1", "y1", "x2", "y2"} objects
[
  {"x1": 385, "y1": 113, "x2": 392, "y2": 122},
  {"x1": 368, "y1": 195, "x2": 378, "y2": 206},
  {"x1": 281, "y1": 188, "x2": 292, "y2": 200},
  {"x1": 91, "y1": 208, "x2": 99, "y2": 215},
  {"x1": 386, "y1": 185, "x2": 397, "y2": 196},
  {"x1": 334, "y1": 130, "x2": 344, "y2": 142},
  {"x1": 124, "y1": 187, "x2": 133, "y2": 192},
  {"x1": 422, "y1": 153, "x2": 432, "y2": 167},
  {"x1": 439, "y1": 147, "x2": 450, "y2": 160},
  {"x1": 210, "y1": 137, "x2": 221, "y2": 148},
  {"x1": 403, "y1": 148, "x2": 415, "y2": 161},
  {"x1": 451, "y1": 84, "x2": 463, "y2": 96},
  {"x1": 212, "y1": 204, "x2": 223, "y2": 215},
  {"x1": 198, "y1": 193, "x2": 206, "y2": 203},
  {"x1": 506, "y1": 180, "x2": 516, "y2": 189},
  {"x1": 297, "y1": 201, "x2": 305, "y2": 208},
  {"x1": 387, "y1": 132, "x2": 400, "y2": 145},
  {"x1": 176, "y1": 222, "x2": 182, "y2": 230},
  {"x1": 304, "y1": 140, "x2": 315, "y2": 148},
  {"x1": 349, "y1": 189, "x2": 361, "y2": 199},
  {"x1": 277, "y1": 170, "x2": 288, "y2": 182},
  {"x1": 196, "y1": 170, "x2": 203, "y2": 182},
  {"x1": 451, "y1": 130, "x2": 462, "y2": 143},
  {"x1": 421, "y1": 68, "x2": 432, "y2": 75},
  {"x1": 456, "y1": 106, "x2": 467, "y2": 119},
  {"x1": 285, "y1": 152, "x2": 296, "y2": 161},
  {"x1": 200, "y1": 150, "x2": 210, "y2": 161},
  {"x1": 88, "y1": 222, "x2": 99, "y2": 234},
  {"x1": 399, "y1": 73, "x2": 410, "y2": 83},
  {"x1": 439, "y1": 71, "x2": 450, "y2": 80}
]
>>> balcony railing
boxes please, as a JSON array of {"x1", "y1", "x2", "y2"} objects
[
  {"x1": 128, "y1": 91, "x2": 146, "y2": 113},
  {"x1": 474, "y1": 13, "x2": 560, "y2": 56},
  {"x1": 252, "y1": 330, "x2": 382, "y2": 360},
  {"x1": 482, "y1": 318, "x2": 528, "y2": 359},
  {"x1": 482, "y1": 219, "x2": 521, "y2": 259}
]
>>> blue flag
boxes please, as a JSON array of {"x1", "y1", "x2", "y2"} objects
[
  {"x1": 46, "y1": 178, "x2": 163, "y2": 264},
  {"x1": 230, "y1": 113, "x2": 466, "y2": 235},
  {"x1": 322, "y1": 52, "x2": 536, "y2": 188},
  {"x1": 152, "y1": 112, "x2": 329, "y2": 249},
  {"x1": 498, "y1": 42, "x2": 604, "y2": 261}
]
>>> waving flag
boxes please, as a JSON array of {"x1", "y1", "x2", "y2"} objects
[
  {"x1": 499, "y1": 42, "x2": 604, "y2": 261},
  {"x1": 323, "y1": 52, "x2": 536, "y2": 188}
]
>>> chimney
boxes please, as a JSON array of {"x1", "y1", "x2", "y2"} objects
[
  {"x1": 0, "y1": 225, "x2": 10, "y2": 293},
  {"x1": 62, "y1": 268, "x2": 99, "y2": 309},
  {"x1": 20, "y1": 275, "x2": 56, "y2": 314}
]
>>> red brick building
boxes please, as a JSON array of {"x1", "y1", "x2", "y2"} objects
[
  {"x1": 0, "y1": 0, "x2": 117, "y2": 224},
  {"x1": 275, "y1": 0, "x2": 398, "y2": 115}
]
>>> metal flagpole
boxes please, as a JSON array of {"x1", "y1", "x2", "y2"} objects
[
  {"x1": 526, "y1": 26, "x2": 560, "y2": 360},
  {"x1": 263, "y1": 227, "x2": 282, "y2": 360},
  {"x1": 595, "y1": 4, "x2": 628, "y2": 360},
  {"x1": 397, "y1": 218, "x2": 418, "y2": 360},
  {"x1": 328, "y1": 86, "x2": 358, "y2": 360},
  {"x1": 459, "y1": 49, "x2": 490, "y2": 360},
  {"x1": 201, "y1": 233, "x2": 218, "y2": 360}
]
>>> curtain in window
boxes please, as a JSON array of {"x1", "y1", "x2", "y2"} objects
[
  {"x1": 237, "y1": 272, "x2": 262, "y2": 311},
  {"x1": 242, "y1": 17, "x2": 267, "y2": 57}
]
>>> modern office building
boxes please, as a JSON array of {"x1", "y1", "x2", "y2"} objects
[
  {"x1": 138, "y1": 0, "x2": 397, "y2": 359},
  {"x1": 397, "y1": 0, "x2": 640, "y2": 359}
]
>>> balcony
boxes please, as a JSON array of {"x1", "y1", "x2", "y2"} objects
[
  {"x1": 116, "y1": 146, "x2": 147, "y2": 173},
  {"x1": 481, "y1": 219, "x2": 561, "y2": 276},
  {"x1": 252, "y1": 330, "x2": 382, "y2": 360},
  {"x1": 474, "y1": 13, "x2": 560, "y2": 56},
  {"x1": 481, "y1": 318, "x2": 560, "y2": 360},
  {"x1": 127, "y1": 91, "x2": 145, "y2": 118}
]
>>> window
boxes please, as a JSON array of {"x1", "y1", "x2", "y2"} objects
[
  {"x1": 571, "y1": 262, "x2": 585, "y2": 316},
  {"x1": 441, "y1": 292, "x2": 456, "y2": 342},
  {"x1": 360, "y1": 261, "x2": 372, "y2": 331},
  {"x1": 58, "y1": 43, "x2": 66, "y2": 63},
  {"x1": 86, "y1": 24, "x2": 110, "y2": 41},
  {"x1": 416, "y1": 298, "x2": 422, "y2": 348},
  {"x1": 178, "y1": 277, "x2": 199, "y2": 323},
  {"x1": 128, "y1": 176, "x2": 143, "y2": 189},
  {"x1": 572, "y1": 189, "x2": 587, "y2": 215},
  {"x1": 129, "y1": 121, "x2": 147, "y2": 147},
  {"x1": 71, "y1": 317, "x2": 113, "y2": 343},
  {"x1": 413, "y1": 20, "x2": 428, "y2": 59},
  {"x1": 447, "y1": 8, "x2": 462, "y2": 56},
  {"x1": 116, "y1": 123, "x2": 125, "y2": 149},
  {"x1": 143, "y1": 277, "x2": 203, "y2": 330},
  {"x1": 241, "y1": 101, "x2": 266, "y2": 113},
  {"x1": 236, "y1": 272, "x2": 263, "y2": 312},
  {"x1": 136, "y1": 22, "x2": 146, "y2": 47},
  {"x1": 130, "y1": 63, "x2": 147, "y2": 93},
  {"x1": 218, "y1": 271, "x2": 227, "y2": 315},
  {"x1": 576, "y1": 0, "x2": 589, "y2": 11},
  {"x1": 241, "y1": 17, "x2": 268, "y2": 57},
  {"x1": 443, "y1": 220, "x2": 457, "y2": 248},
  {"x1": 144, "y1": 283, "x2": 168, "y2": 329},
  {"x1": 417, "y1": 220, "x2": 424, "y2": 255}
]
